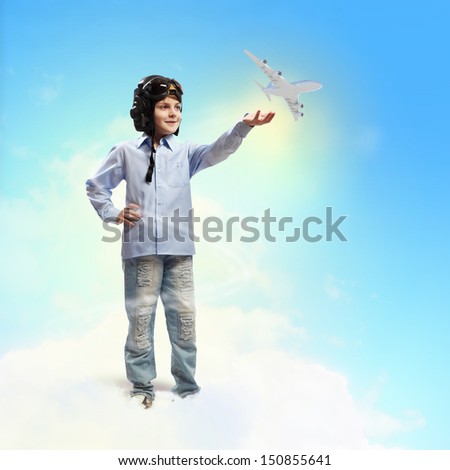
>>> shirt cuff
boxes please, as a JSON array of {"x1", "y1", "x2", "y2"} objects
[
  {"x1": 235, "y1": 120, "x2": 253, "y2": 138},
  {"x1": 103, "y1": 206, "x2": 121, "y2": 223}
]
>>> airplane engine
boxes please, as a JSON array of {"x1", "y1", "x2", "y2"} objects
[
  {"x1": 263, "y1": 59, "x2": 268, "y2": 64},
  {"x1": 278, "y1": 71, "x2": 282, "y2": 76}
]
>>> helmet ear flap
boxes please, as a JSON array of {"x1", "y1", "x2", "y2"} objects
[
  {"x1": 130, "y1": 84, "x2": 154, "y2": 132},
  {"x1": 130, "y1": 95, "x2": 144, "y2": 130}
]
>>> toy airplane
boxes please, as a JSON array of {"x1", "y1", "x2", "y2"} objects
[{"x1": 244, "y1": 49, "x2": 323, "y2": 121}]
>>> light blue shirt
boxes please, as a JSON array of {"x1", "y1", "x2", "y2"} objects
[{"x1": 86, "y1": 121, "x2": 253, "y2": 259}]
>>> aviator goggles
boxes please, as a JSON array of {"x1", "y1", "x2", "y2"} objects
[{"x1": 141, "y1": 77, "x2": 183, "y2": 99}]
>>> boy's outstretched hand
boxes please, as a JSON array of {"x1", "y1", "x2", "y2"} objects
[{"x1": 243, "y1": 110, "x2": 276, "y2": 127}]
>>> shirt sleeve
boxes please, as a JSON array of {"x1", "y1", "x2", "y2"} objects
[
  {"x1": 188, "y1": 120, "x2": 253, "y2": 177},
  {"x1": 85, "y1": 145, "x2": 125, "y2": 222}
]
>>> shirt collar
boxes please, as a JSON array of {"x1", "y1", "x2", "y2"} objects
[{"x1": 136, "y1": 133, "x2": 175, "y2": 151}]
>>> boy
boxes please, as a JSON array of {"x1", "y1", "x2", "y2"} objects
[{"x1": 86, "y1": 75, "x2": 274, "y2": 408}]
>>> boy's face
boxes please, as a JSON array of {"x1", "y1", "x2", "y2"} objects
[{"x1": 153, "y1": 96, "x2": 182, "y2": 138}]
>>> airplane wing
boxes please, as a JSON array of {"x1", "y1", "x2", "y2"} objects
[
  {"x1": 293, "y1": 80, "x2": 323, "y2": 93},
  {"x1": 284, "y1": 96, "x2": 303, "y2": 121},
  {"x1": 244, "y1": 49, "x2": 288, "y2": 88},
  {"x1": 286, "y1": 80, "x2": 322, "y2": 120}
]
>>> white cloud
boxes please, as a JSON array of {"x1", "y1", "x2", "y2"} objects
[
  {"x1": 360, "y1": 407, "x2": 425, "y2": 441},
  {"x1": 10, "y1": 145, "x2": 31, "y2": 159},
  {"x1": 324, "y1": 274, "x2": 355, "y2": 302},
  {"x1": 0, "y1": 304, "x2": 370, "y2": 450},
  {"x1": 30, "y1": 73, "x2": 64, "y2": 105},
  {"x1": 357, "y1": 375, "x2": 425, "y2": 441}
]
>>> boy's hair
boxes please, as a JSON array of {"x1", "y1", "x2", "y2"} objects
[{"x1": 130, "y1": 75, "x2": 183, "y2": 136}]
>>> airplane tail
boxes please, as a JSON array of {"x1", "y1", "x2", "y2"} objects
[{"x1": 254, "y1": 80, "x2": 271, "y2": 101}]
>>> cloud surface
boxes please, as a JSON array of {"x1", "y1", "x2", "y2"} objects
[{"x1": 0, "y1": 303, "x2": 373, "y2": 450}]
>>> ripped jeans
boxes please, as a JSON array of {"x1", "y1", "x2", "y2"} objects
[{"x1": 123, "y1": 255, "x2": 199, "y2": 399}]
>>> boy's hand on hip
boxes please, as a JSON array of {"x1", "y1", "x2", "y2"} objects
[
  {"x1": 116, "y1": 203, "x2": 141, "y2": 227},
  {"x1": 243, "y1": 110, "x2": 276, "y2": 127}
]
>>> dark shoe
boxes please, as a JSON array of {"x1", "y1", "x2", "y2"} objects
[
  {"x1": 130, "y1": 394, "x2": 153, "y2": 409},
  {"x1": 142, "y1": 396, "x2": 153, "y2": 409}
]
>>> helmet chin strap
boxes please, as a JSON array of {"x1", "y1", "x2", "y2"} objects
[{"x1": 145, "y1": 130, "x2": 157, "y2": 184}]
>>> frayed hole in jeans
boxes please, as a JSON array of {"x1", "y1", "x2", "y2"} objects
[
  {"x1": 136, "y1": 308, "x2": 151, "y2": 350},
  {"x1": 137, "y1": 261, "x2": 153, "y2": 288},
  {"x1": 178, "y1": 311, "x2": 195, "y2": 341},
  {"x1": 177, "y1": 257, "x2": 193, "y2": 293}
]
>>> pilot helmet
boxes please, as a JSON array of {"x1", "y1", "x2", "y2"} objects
[{"x1": 130, "y1": 75, "x2": 183, "y2": 136}]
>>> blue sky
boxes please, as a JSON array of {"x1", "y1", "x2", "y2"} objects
[{"x1": 1, "y1": 0, "x2": 450, "y2": 450}]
